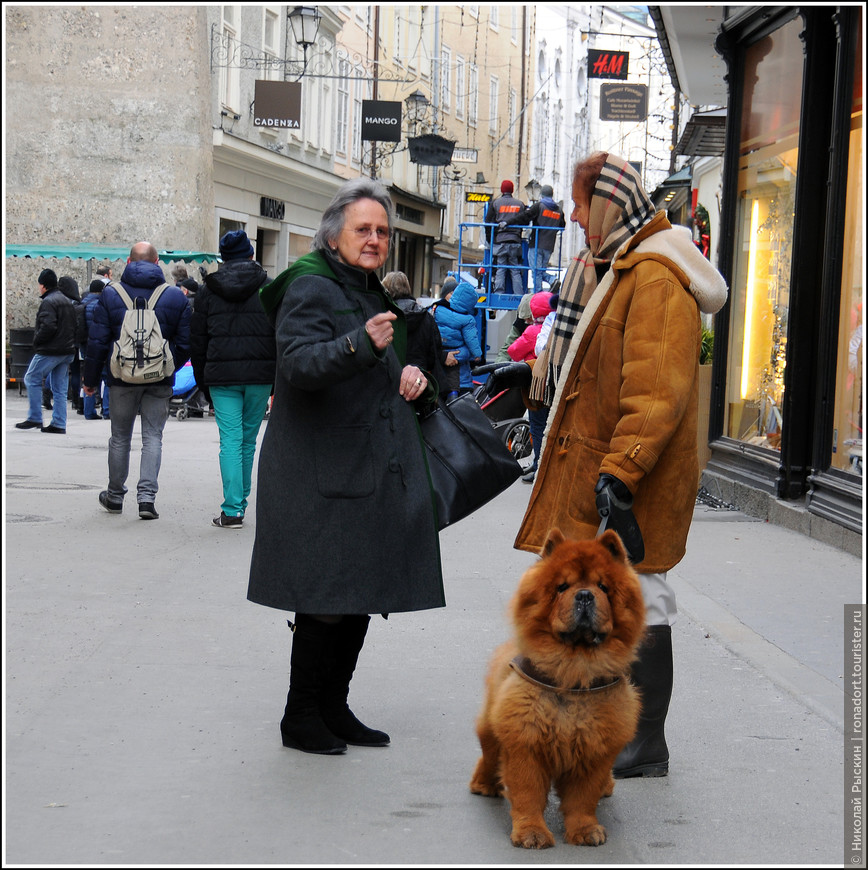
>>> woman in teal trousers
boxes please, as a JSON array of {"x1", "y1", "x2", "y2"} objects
[{"x1": 191, "y1": 230, "x2": 276, "y2": 528}]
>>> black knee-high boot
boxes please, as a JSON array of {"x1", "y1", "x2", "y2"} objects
[
  {"x1": 613, "y1": 624, "x2": 673, "y2": 778},
  {"x1": 279, "y1": 615, "x2": 347, "y2": 755},
  {"x1": 320, "y1": 615, "x2": 390, "y2": 747}
]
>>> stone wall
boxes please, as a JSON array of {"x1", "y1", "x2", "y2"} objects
[{"x1": 5, "y1": 5, "x2": 215, "y2": 331}]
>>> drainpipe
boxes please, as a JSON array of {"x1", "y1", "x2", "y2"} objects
[
  {"x1": 516, "y1": 6, "x2": 527, "y2": 188},
  {"x1": 433, "y1": 5, "x2": 440, "y2": 205},
  {"x1": 370, "y1": 5, "x2": 380, "y2": 179}
]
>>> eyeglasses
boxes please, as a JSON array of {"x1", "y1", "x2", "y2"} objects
[{"x1": 350, "y1": 226, "x2": 390, "y2": 241}]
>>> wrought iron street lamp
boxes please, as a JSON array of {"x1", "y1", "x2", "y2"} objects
[
  {"x1": 525, "y1": 177, "x2": 542, "y2": 202},
  {"x1": 288, "y1": 6, "x2": 321, "y2": 50},
  {"x1": 288, "y1": 6, "x2": 321, "y2": 77}
]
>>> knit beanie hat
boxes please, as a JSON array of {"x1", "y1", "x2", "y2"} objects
[
  {"x1": 38, "y1": 268, "x2": 58, "y2": 289},
  {"x1": 540, "y1": 184, "x2": 554, "y2": 198},
  {"x1": 89, "y1": 278, "x2": 105, "y2": 294},
  {"x1": 440, "y1": 276, "x2": 458, "y2": 299},
  {"x1": 219, "y1": 230, "x2": 255, "y2": 261},
  {"x1": 500, "y1": 180, "x2": 514, "y2": 194}
]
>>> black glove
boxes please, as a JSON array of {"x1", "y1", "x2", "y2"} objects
[
  {"x1": 471, "y1": 361, "x2": 532, "y2": 391},
  {"x1": 595, "y1": 473, "x2": 645, "y2": 564}
]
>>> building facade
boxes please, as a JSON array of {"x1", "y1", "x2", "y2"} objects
[
  {"x1": 654, "y1": 4, "x2": 863, "y2": 546},
  {"x1": 4, "y1": 4, "x2": 547, "y2": 326},
  {"x1": 4, "y1": 4, "x2": 215, "y2": 322}
]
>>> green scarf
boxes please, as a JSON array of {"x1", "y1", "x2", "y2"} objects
[
  {"x1": 259, "y1": 250, "x2": 338, "y2": 324},
  {"x1": 259, "y1": 249, "x2": 406, "y2": 364}
]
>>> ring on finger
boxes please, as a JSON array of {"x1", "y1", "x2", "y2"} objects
[{"x1": 414, "y1": 377, "x2": 422, "y2": 387}]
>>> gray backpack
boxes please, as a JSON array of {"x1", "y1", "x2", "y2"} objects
[{"x1": 108, "y1": 282, "x2": 175, "y2": 384}]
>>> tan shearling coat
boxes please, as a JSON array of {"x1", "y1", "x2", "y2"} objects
[{"x1": 515, "y1": 212, "x2": 728, "y2": 573}]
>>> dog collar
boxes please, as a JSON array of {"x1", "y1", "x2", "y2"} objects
[{"x1": 509, "y1": 655, "x2": 622, "y2": 694}]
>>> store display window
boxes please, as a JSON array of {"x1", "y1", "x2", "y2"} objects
[
  {"x1": 724, "y1": 17, "x2": 803, "y2": 451},
  {"x1": 830, "y1": 18, "x2": 863, "y2": 477}
]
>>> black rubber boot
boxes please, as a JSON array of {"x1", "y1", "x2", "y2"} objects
[
  {"x1": 613, "y1": 624, "x2": 673, "y2": 778},
  {"x1": 320, "y1": 615, "x2": 390, "y2": 747},
  {"x1": 279, "y1": 615, "x2": 347, "y2": 755}
]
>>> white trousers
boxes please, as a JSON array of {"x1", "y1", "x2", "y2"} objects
[{"x1": 639, "y1": 572, "x2": 677, "y2": 626}]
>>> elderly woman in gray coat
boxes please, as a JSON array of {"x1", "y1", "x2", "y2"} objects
[{"x1": 249, "y1": 178, "x2": 445, "y2": 756}]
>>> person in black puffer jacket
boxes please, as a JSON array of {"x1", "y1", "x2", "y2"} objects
[
  {"x1": 15, "y1": 268, "x2": 77, "y2": 433},
  {"x1": 381, "y1": 271, "x2": 454, "y2": 397},
  {"x1": 191, "y1": 230, "x2": 276, "y2": 529}
]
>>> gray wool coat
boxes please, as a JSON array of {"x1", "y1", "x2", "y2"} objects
[{"x1": 247, "y1": 255, "x2": 446, "y2": 615}]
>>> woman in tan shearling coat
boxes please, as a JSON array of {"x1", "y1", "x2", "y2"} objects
[{"x1": 510, "y1": 153, "x2": 727, "y2": 779}]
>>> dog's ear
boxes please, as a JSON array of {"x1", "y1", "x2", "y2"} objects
[
  {"x1": 542, "y1": 528, "x2": 565, "y2": 558},
  {"x1": 597, "y1": 529, "x2": 629, "y2": 563}
]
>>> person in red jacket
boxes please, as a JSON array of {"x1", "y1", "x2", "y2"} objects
[{"x1": 506, "y1": 292, "x2": 553, "y2": 362}]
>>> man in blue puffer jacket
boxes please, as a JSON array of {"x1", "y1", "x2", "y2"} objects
[
  {"x1": 433, "y1": 279, "x2": 483, "y2": 393},
  {"x1": 83, "y1": 241, "x2": 191, "y2": 520}
]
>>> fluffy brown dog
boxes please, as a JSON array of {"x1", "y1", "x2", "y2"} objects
[{"x1": 469, "y1": 528, "x2": 646, "y2": 848}]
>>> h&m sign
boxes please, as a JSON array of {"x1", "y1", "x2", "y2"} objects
[
  {"x1": 254, "y1": 80, "x2": 301, "y2": 128},
  {"x1": 588, "y1": 49, "x2": 629, "y2": 80}
]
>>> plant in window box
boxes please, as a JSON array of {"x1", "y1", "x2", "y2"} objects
[
  {"x1": 697, "y1": 326, "x2": 714, "y2": 476},
  {"x1": 699, "y1": 325, "x2": 714, "y2": 365}
]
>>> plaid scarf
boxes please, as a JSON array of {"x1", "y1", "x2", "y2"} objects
[{"x1": 529, "y1": 156, "x2": 656, "y2": 404}]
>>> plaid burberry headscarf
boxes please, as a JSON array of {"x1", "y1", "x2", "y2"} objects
[{"x1": 529, "y1": 155, "x2": 656, "y2": 404}]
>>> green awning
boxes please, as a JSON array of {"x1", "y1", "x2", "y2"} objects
[{"x1": 5, "y1": 244, "x2": 221, "y2": 263}]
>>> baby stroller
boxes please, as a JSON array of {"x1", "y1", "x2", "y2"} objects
[
  {"x1": 169, "y1": 361, "x2": 208, "y2": 421},
  {"x1": 471, "y1": 370, "x2": 534, "y2": 471}
]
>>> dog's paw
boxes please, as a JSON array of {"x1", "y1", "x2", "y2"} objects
[
  {"x1": 511, "y1": 825, "x2": 556, "y2": 849},
  {"x1": 565, "y1": 823, "x2": 607, "y2": 847},
  {"x1": 469, "y1": 776, "x2": 503, "y2": 797},
  {"x1": 469, "y1": 757, "x2": 503, "y2": 797}
]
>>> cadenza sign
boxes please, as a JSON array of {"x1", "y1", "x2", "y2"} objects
[{"x1": 253, "y1": 80, "x2": 301, "y2": 128}]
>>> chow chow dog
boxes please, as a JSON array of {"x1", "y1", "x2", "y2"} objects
[{"x1": 469, "y1": 528, "x2": 646, "y2": 848}]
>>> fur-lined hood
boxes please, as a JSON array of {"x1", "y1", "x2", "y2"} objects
[{"x1": 625, "y1": 221, "x2": 728, "y2": 315}]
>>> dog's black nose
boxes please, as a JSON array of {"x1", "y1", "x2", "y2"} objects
[{"x1": 575, "y1": 589, "x2": 594, "y2": 607}]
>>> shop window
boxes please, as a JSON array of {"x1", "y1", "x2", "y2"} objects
[
  {"x1": 724, "y1": 17, "x2": 803, "y2": 451},
  {"x1": 289, "y1": 233, "x2": 313, "y2": 261},
  {"x1": 831, "y1": 20, "x2": 863, "y2": 477},
  {"x1": 218, "y1": 217, "x2": 244, "y2": 242},
  {"x1": 256, "y1": 228, "x2": 278, "y2": 276}
]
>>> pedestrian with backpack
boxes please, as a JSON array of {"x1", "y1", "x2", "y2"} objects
[{"x1": 83, "y1": 241, "x2": 191, "y2": 520}]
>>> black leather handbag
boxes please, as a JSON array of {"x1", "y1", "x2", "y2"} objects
[{"x1": 419, "y1": 392, "x2": 523, "y2": 530}]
